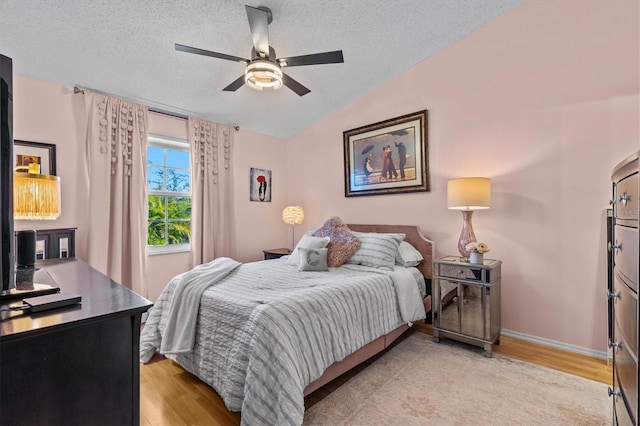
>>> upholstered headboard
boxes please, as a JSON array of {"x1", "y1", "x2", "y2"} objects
[{"x1": 346, "y1": 224, "x2": 434, "y2": 281}]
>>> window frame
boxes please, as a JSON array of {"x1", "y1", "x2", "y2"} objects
[{"x1": 147, "y1": 134, "x2": 192, "y2": 256}]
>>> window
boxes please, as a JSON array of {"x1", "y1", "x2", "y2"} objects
[{"x1": 147, "y1": 135, "x2": 191, "y2": 254}]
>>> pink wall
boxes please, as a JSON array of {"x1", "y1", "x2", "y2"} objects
[
  {"x1": 286, "y1": 0, "x2": 639, "y2": 353},
  {"x1": 233, "y1": 130, "x2": 290, "y2": 262}
]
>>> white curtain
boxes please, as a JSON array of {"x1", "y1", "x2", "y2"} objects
[
  {"x1": 189, "y1": 116, "x2": 235, "y2": 267},
  {"x1": 82, "y1": 91, "x2": 148, "y2": 297}
]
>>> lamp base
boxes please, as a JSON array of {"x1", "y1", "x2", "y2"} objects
[
  {"x1": 457, "y1": 210, "x2": 477, "y2": 259},
  {"x1": 0, "y1": 267, "x2": 60, "y2": 301}
]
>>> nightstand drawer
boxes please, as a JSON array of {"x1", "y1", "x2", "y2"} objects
[
  {"x1": 435, "y1": 257, "x2": 501, "y2": 284},
  {"x1": 437, "y1": 264, "x2": 484, "y2": 282}
]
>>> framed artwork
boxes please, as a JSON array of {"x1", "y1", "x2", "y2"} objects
[
  {"x1": 14, "y1": 140, "x2": 57, "y2": 175},
  {"x1": 250, "y1": 167, "x2": 272, "y2": 202},
  {"x1": 343, "y1": 110, "x2": 429, "y2": 197}
]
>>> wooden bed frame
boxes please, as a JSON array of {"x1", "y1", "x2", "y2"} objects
[{"x1": 303, "y1": 224, "x2": 434, "y2": 395}]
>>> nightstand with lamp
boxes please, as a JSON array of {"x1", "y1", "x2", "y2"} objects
[
  {"x1": 432, "y1": 177, "x2": 502, "y2": 356},
  {"x1": 263, "y1": 205, "x2": 305, "y2": 260}
]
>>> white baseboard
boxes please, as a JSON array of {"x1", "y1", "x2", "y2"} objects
[{"x1": 501, "y1": 329, "x2": 609, "y2": 360}]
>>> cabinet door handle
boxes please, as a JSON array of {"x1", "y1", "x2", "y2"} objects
[
  {"x1": 608, "y1": 339, "x2": 622, "y2": 352},
  {"x1": 607, "y1": 290, "x2": 620, "y2": 300},
  {"x1": 619, "y1": 192, "x2": 630, "y2": 206},
  {"x1": 608, "y1": 241, "x2": 621, "y2": 254},
  {"x1": 608, "y1": 387, "x2": 620, "y2": 401}
]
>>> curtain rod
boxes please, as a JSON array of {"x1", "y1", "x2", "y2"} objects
[{"x1": 73, "y1": 85, "x2": 240, "y2": 130}]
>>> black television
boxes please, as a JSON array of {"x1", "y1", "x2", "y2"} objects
[{"x1": 0, "y1": 53, "x2": 14, "y2": 294}]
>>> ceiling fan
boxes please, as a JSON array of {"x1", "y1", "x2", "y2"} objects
[{"x1": 175, "y1": 5, "x2": 344, "y2": 97}]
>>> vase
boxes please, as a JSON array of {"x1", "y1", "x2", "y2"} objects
[
  {"x1": 457, "y1": 210, "x2": 477, "y2": 258},
  {"x1": 469, "y1": 251, "x2": 483, "y2": 264}
]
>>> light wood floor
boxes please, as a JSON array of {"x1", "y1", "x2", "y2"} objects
[{"x1": 140, "y1": 326, "x2": 612, "y2": 426}]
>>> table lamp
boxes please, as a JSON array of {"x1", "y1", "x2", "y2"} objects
[
  {"x1": 1, "y1": 172, "x2": 62, "y2": 300},
  {"x1": 282, "y1": 205, "x2": 304, "y2": 250},
  {"x1": 447, "y1": 177, "x2": 491, "y2": 259}
]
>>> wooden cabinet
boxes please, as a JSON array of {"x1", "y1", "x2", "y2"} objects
[
  {"x1": 610, "y1": 152, "x2": 639, "y2": 426},
  {"x1": 432, "y1": 256, "x2": 502, "y2": 357},
  {"x1": 0, "y1": 259, "x2": 152, "y2": 425}
]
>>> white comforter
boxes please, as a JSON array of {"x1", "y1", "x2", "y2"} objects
[{"x1": 140, "y1": 257, "x2": 425, "y2": 426}]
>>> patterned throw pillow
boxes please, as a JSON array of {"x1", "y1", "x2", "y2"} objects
[
  {"x1": 297, "y1": 247, "x2": 329, "y2": 271},
  {"x1": 395, "y1": 241, "x2": 424, "y2": 267},
  {"x1": 347, "y1": 232, "x2": 405, "y2": 270},
  {"x1": 311, "y1": 217, "x2": 361, "y2": 267},
  {"x1": 285, "y1": 234, "x2": 331, "y2": 267}
]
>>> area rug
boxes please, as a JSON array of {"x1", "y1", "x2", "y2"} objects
[{"x1": 303, "y1": 332, "x2": 611, "y2": 425}]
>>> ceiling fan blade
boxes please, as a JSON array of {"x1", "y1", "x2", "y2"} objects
[
  {"x1": 282, "y1": 73, "x2": 311, "y2": 97},
  {"x1": 245, "y1": 5, "x2": 270, "y2": 57},
  {"x1": 175, "y1": 43, "x2": 248, "y2": 63},
  {"x1": 278, "y1": 50, "x2": 344, "y2": 67},
  {"x1": 223, "y1": 75, "x2": 246, "y2": 92}
]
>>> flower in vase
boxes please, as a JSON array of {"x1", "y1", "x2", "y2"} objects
[{"x1": 465, "y1": 242, "x2": 490, "y2": 253}]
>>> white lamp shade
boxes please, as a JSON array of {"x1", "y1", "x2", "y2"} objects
[
  {"x1": 14, "y1": 173, "x2": 61, "y2": 220},
  {"x1": 447, "y1": 177, "x2": 491, "y2": 210},
  {"x1": 282, "y1": 205, "x2": 304, "y2": 225}
]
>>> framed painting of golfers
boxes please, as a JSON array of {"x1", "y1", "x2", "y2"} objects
[{"x1": 343, "y1": 110, "x2": 429, "y2": 197}]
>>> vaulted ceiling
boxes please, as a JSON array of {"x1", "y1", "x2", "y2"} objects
[{"x1": 0, "y1": 0, "x2": 524, "y2": 139}]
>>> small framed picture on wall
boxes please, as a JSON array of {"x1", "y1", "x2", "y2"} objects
[
  {"x1": 250, "y1": 167, "x2": 272, "y2": 202},
  {"x1": 14, "y1": 140, "x2": 57, "y2": 175}
]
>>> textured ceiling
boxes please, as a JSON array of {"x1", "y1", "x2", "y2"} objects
[{"x1": 0, "y1": 0, "x2": 524, "y2": 139}]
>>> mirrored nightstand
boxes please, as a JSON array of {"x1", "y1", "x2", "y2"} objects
[{"x1": 432, "y1": 255, "x2": 502, "y2": 357}]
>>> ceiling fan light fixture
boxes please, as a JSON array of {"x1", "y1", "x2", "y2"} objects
[{"x1": 245, "y1": 59, "x2": 283, "y2": 91}]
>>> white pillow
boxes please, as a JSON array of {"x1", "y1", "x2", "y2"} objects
[
  {"x1": 346, "y1": 232, "x2": 404, "y2": 270},
  {"x1": 285, "y1": 234, "x2": 331, "y2": 267},
  {"x1": 297, "y1": 247, "x2": 329, "y2": 272},
  {"x1": 395, "y1": 241, "x2": 424, "y2": 267}
]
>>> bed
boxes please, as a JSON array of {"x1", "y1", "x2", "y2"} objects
[{"x1": 140, "y1": 223, "x2": 433, "y2": 426}]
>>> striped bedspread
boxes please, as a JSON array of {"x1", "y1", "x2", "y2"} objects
[{"x1": 140, "y1": 257, "x2": 425, "y2": 426}]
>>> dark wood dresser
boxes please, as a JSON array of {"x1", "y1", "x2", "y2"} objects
[
  {"x1": 0, "y1": 258, "x2": 152, "y2": 425},
  {"x1": 610, "y1": 151, "x2": 639, "y2": 426}
]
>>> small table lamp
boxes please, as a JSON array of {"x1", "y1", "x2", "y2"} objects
[
  {"x1": 282, "y1": 205, "x2": 304, "y2": 250},
  {"x1": 447, "y1": 177, "x2": 491, "y2": 259}
]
